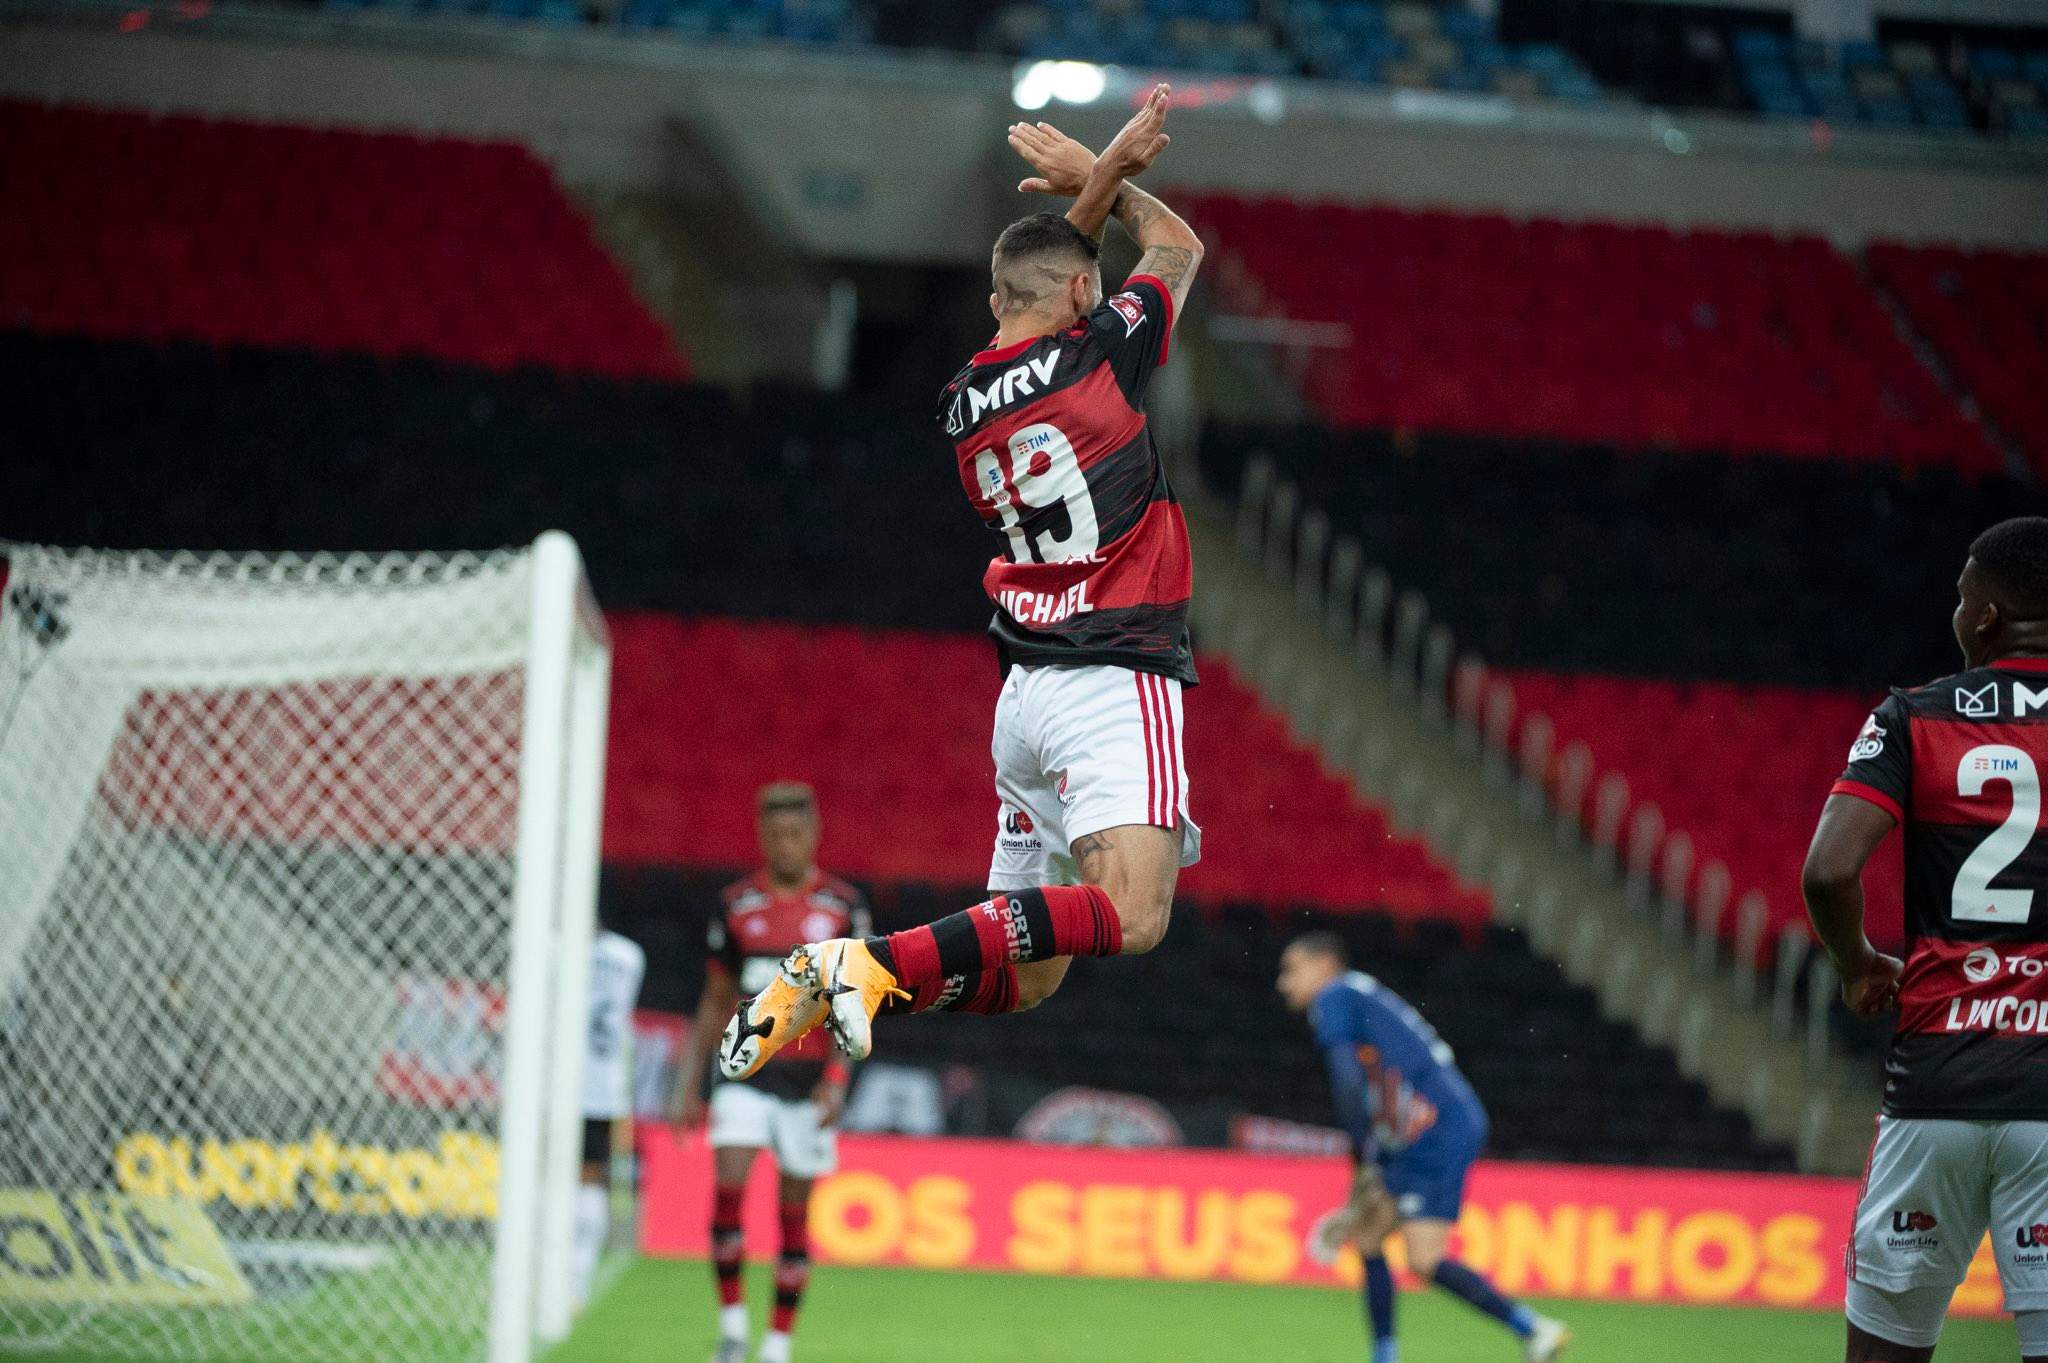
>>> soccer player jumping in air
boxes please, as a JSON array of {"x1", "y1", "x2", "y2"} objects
[
  {"x1": 1805, "y1": 517, "x2": 2048, "y2": 1363},
  {"x1": 1279, "y1": 933, "x2": 1569, "y2": 1363},
  {"x1": 719, "y1": 85, "x2": 1205, "y2": 1079}
]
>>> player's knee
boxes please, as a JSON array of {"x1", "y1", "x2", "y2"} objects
[
  {"x1": 1101, "y1": 876, "x2": 1171, "y2": 954},
  {"x1": 1408, "y1": 1245, "x2": 1445, "y2": 1278},
  {"x1": 1116, "y1": 893, "x2": 1170, "y2": 954}
]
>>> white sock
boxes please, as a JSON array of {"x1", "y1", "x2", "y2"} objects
[
  {"x1": 719, "y1": 1302, "x2": 748, "y2": 1342},
  {"x1": 757, "y1": 1329, "x2": 792, "y2": 1363},
  {"x1": 572, "y1": 1183, "x2": 607, "y2": 1307}
]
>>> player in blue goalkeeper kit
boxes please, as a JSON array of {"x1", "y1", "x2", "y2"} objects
[{"x1": 1279, "y1": 932, "x2": 1569, "y2": 1363}]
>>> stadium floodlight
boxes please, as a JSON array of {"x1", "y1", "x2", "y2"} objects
[
  {"x1": 1012, "y1": 60, "x2": 1108, "y2": 111},
  {"x1": 0, "y1": 532, "x2": 610, "y2": 1363}
]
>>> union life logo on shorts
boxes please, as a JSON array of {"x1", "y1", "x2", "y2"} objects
[
  {"x1": 2016, "y1": 1222, "x2": 2048, "y2": 1262},
  {"x1": 1886, "y1": 1209, "x2": 1940, "y2": 1251},
  {"x1": 999, "y1": 806, "x2": 1042, "y2": 853}
]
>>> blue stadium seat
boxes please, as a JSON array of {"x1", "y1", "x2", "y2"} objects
[
  {"x1": 1330, "y1": 0, "x2": 1384, "y2": 33},
  {"x1": 1353, "y1": 33, "x2": 1404, "y2": 65},
  {"x1": 1337, "y1": 56, "x2": 1384, "y2": 85},
  {"x1": 1800, "y1": 68, "x2": 1849, "y2": 100},
  {"x1": 2025, "y1": 52, "x2": 2048, "y2": 84},
  {"x1": 1970, "y1": 46, "x2": 2022, "y2": 78},
  {"x1": 1861, "y1": 98, "x2": 1915, "y2": 126},
  {"x1": 1839, "y1": 39, "x2": 1885, "y2": 69},
  {"x1": 1519, "y1": 43, "x2": 1574, "y2": 77},
  {"x1": 1732, "y1": 28, "x2": 1789, "y2": 65},
  {"x1": 1546, "y1": 70, "x2": 1603, "y2": 102},
  {"x1": 1436, "y1": 8, "x2": 1489, "y2": 42},
  {"x1": 1753, "y1": 87, "x2": 1808, "y2": 118},
  {"x1": 1906, "y1": 71, "x2": 1957, "y2": 100},
  {"x1": 1468, "y1": 41, "x2": 1508, "y2": 70}
]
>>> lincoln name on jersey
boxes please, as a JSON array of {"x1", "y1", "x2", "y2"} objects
[
  {"x1": 708, "y1": 870, "x2": 870, "y2": 1099},
  {"x1": 938, "y1": 274, "x2": 1196, "y2": 685},
  {"x1": 1834, "y1": 659, "x2": 2048, "y2": 1117}
]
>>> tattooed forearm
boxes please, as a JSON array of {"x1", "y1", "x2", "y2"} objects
[
  {"x1": 1111, "y1": 185, "x2": 1167, "y2": 238},
  {"x1": 1109, "y1": 184, "x2": 1202, "y2": 314},
  {"x1": 1134, "y1": 245, "x2": 1195, "y2": 297}
]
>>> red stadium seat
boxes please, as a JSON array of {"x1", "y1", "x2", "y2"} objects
[
  {"x1": 1867, "y1": 241, "x2": 2048, "y2": 476},
  {"x1": 1176, "y1": 191, "x2": 1998, "y2": 473},
  {"x1": 0, "y1": 101, "x2": 688, "y2": 380},
  {"x1": 1499, "y1": 669, "x2": 1907, "y2": 954},
  {"x1": 602, "y1": 613, "x2": 1492, "y2": 926}
]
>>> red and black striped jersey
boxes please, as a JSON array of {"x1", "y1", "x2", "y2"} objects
[
  {"x1": 1833, "y1": 657, "x2": 2048, "y2": 1118},
  {"x1": 708, "y1": 869, "x2": 869, "y2": 1098},
  {"x1": 937, "y1": 274, "x2": 1196, "y2": 685}
]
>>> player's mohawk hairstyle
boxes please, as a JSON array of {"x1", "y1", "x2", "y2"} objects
[
  {"x1": 757, "y1": 780, "x2": 818, "y2": 817},
  {"x1": 1971, "y1": 517, "x2": 2048, "y2": 617}
]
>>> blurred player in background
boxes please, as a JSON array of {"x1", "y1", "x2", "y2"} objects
[
  {"x1": 576, "y1": 924, "x2": 645, "y2": 1309},
  {"x1": 1805, "y1": 516, "x2": 2048, "y2": 1363},
  {"x1": 1279, "y1": 932, "x2": 1569, "y2": 1363},
  {"x1": 672, "y1": 783, "x2": 867, "y2": 1363},
  {"x1": 722, "y1": 85, "x2": 1209, "y2": 1081}
]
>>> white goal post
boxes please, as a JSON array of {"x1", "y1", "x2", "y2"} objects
[{"x1": 0, "y1": 531, "x2": 610, "y2": 1363}]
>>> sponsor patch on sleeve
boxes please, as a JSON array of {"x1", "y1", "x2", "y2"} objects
[
  {"x1": 1107, "y1": 292, "x2": 1147, "y2": 335},
  {"x1": 1848, "y1": 714, "x2": 1886, "y2": 762}
]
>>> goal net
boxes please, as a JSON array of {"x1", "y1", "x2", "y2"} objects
[{"x1": 0, "y1": 533, "x2": 610, "y2": 1363}]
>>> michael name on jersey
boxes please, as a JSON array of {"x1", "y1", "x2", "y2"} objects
[
  {"x1": 996, "y1": 580, "x2": 1095, "y2": 626},
  {"x1": 947, "y1": 353, "x2": 1061, "y2": 436}
]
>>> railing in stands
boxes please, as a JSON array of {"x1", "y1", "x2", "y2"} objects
[{"x1": 1229, "y1": 451, "x2": 1856, "y2": 1163}]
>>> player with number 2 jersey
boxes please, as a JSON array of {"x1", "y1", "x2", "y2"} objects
[{"x1": 1804, "y1": 517, "x2": 2048, "y2": 1363}]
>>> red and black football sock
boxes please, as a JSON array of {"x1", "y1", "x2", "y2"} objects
[
  {"x1": 880, "y1": 964, "x2": 1022, "y2": 1017},
  {"x1": 710, "y1": 1184, "x2": 745, "y2": 1310},
  {"x1": 868, "y1": 886, "x2": 1120, "y2": 989},
  {"x1": 771, "y1": 1198, "x2": 810, "y2": 1336}
]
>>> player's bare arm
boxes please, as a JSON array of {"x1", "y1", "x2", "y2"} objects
[
  {"x1": 1112, "y1": 186, "x2": 1203, "y2": 317},
  {"x1": 1010, "y1": 96, "x2": 1205, "y2": 319},
  {"x1": 1801, "y1": 794, "x2": 1905, "y2": 1017},
  {"x1": 671, "y1": 967, "x2": 741, "y2": 1126}
]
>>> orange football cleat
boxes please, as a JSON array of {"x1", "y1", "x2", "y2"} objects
[
  {"x1": 818, "y1": 938, "x2": 909, "y2": 1061},
  {"x1": 717, "y1": 947, "x2": 828, "y2": 1081}
]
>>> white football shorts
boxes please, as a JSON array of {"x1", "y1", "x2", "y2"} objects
[
  {"x1": 707, "y1": 1083, "x2": 838, "y2": 1179},
  {"x1": 987, "y1": 662, "x2": 1201, "y2": 892},
  {"x1": 1846, "y1": 1115, "x2": 2048, "y2": 1345}
]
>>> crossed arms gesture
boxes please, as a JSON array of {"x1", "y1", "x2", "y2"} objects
[{"x1": 1005, "y1": 84, "x2": 1204, "y2": 317}]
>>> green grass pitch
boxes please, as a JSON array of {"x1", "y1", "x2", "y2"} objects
[{"x1": 550, "y1": 1258, "x2": 2025, "y2": 1363}]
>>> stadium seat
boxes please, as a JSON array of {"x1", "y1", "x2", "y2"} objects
[
  {"x1": 1867, "y1": 241, "x2": 2048, "y2": 474},
  {"x1": 606, "y1": 864, "x2": 1797, "y2": 1169},
  {"x1": 0, "y1": 102, "x2": 688, "y2": 380},
  {"x1": 1497, "y1": 670, "x2": 1908, "y2": 952},
  {"x1": 601, "y1": 614, "x2": 1495, "y2": 925},
  {"x1": 1177, "y1": 193, "x2": 1998, "y2": 473}
]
